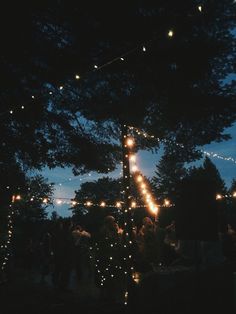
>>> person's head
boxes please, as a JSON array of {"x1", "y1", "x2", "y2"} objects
[
  {"x1": 75, "y1": 225, "x2": 83, "y2": 231},
  {"x1": 142, "y1": 216, "x2": 153, "y2": 227},
  {"x1": 104, "y1": 215, "x2": 116, "y2": 226}
]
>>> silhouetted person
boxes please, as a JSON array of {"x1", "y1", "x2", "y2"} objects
[{"x1": 52, "y1": 219, "x2": 74, "y2": 290}]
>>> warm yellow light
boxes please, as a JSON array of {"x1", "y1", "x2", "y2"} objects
[
  {"x1": 100, "y1": 201, "x2": 106, "y2": 207},
  {"x1": 149, "y1": 204, "x2": 159, "y2": 215},
  {"x1": 216, "y1": 194, "x2": 223, "y2": 200},
  {"x1": 233, "y1": 192, "x2": 236, "y2": 198},
  {"x1": 75, "y1": 74, "x2": 80, "y2": 80},
  {"x1": 131, "y1": 165, "x2": 138, "y2": 172},
  {"x1": 129, "y1": 154, "x2": 136, "y2": 162},
  {"x1": 43, "y1": 198, "x2": 48, "y2": 203},
  {"x1": 15, "y1": 195, "x2": 21, "y2": 200},
  {"x1": 198, "y1": 5, "x2": 202, "y2": 12},
  {"x1": 71, "y1": 201, "x2": 77, "y2": 206},
  {"x1": 86, "y1": 201, "x2": 92, "y2": 206},
  {"x1": 131, "y1": 201, "x2": 136, "y2": 208},
  {"x1": 126, "y1": 138, "x2": 134, "y2": 147},
  {"x1": 116, "y1": 202, "x2": 121, "y2": 208},
  {"x1": 137, "y1": 175, "x2": 143, "y2": 182},
  {"x1": 168, "y1": 30, "x2": 174, "y2": 37},
  {"x1": 164, "y1": 199, "x2": 170, "y2": 206},
  {"x1": 132, "y1": 272, "x2": 141, "y2": 284},
  {"x1": 141, "y1": 183, "x2": 146, "y2": 189}
]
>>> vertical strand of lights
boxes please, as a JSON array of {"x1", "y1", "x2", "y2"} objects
[
  {"x1": 134, "y1": 172, "x2": 159, "y2": 221},
  {"x1": 121, "y1": 124, "x2": 135, "y2": 304},
  {"x1": 1, "y1": 196, "x2": 15, "y2": 280}
]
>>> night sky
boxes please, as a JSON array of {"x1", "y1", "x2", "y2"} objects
[{"x1": 41, "y1": 122, "x2": 236, "y2": 217}]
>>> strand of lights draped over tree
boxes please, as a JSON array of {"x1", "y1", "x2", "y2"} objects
[
  {"x1": 2, "y1": 3, "x2": 208, "y2": 119},
  {"x1": 0, "y1": 197, "x2": 15, "y2": 276},
  {"x1": 129, "y1": 126, "x2": 236, "y2": 165}
]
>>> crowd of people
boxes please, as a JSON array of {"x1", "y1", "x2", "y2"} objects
[
  {"x1": 35, "y1": 215, "x2": 178, "y2": 292},
  {"x1": 15, "y1": 214, "x2": 236, "y2": 297}
]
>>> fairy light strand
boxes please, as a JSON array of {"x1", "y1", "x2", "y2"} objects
[{"x1": 129, "y1": 126, "x2": 236, "y2": 165}]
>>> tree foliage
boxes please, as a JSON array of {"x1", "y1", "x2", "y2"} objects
[
  {"x1": 0, "y1": 1, "x2": 235, "y2": 176},
  {"x1": 152, "y1": 153, "x2": 187, "y2": 201}
]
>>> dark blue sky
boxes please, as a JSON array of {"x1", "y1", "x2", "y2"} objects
[{"x1": 40, "y1": 122, "x2": 236, "y2": 217}]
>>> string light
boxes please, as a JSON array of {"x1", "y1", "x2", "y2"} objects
[
  {"x1": 129, "y1": 154, "x2": 136, "y2": 162},
  {"x1": 168, "y1": 30, "x2": 174, "y2": 37},
  {"x1": 198, "y1": 5, "x2": 202, "y2": 12},
  {"x1": 126, "y1": 138, "x2": 134, "y2": 147},
  {"x1": 129, "y1": 126, "x2": 236, "y2": 166},
  {"x1": 75, "y1": 74, "x2": 80, "y2": 80},
  {"x1": 142, "y1": 46, "x2": 146, "y2": 52}
]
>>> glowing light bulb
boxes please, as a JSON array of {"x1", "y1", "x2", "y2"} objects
[
  {"x1": 10, "y1": 110, "x2": 13, "y2": 114},
  {"x1": 198, "y1": 5, "x2": 202, "y2": 12},
  {"x1": 131, "y1": 165, "x2": 138, "y2": 172},
  {"x1": 15, "y1": 195, "x2": 21, "y2": 200},
  {"x1": 56, "y1": 199, "x2": 62, "y2": 205},
  {"x1": 59, "y1": 86, "x2": 63, "y2": 90},
  {"x1": 86, "y1": 201, "x2": 92, "y2": 206},
  {"x1": 141, "y1": 183, "x2": 146, "y2": 189},
  {"x1": 43, "y1": 198, "x2": 48, "y2": 203},
  {"x1": 126, "y1": 138, "x2": 134, "y2": 147},
  {"x1": 131, "y1": 201, "x2": 136, "y2": 208},
  {"x1": 233, "y1": 192, "x2": 236, "y2": 197},
  {"x1": 94, "y1": 65, "x2": 98, "y2": 69},
  {"x1": 71, "y1": 201, "x2": 77, "y2": 206},
  {"x1": 75, "y1": 74, "x2": 80, "y2": 80},
  {"x1": 216, "y1": 194, "x2": 223, "y2": 200},
  {"x1": 129, "y1": 154, "x2": 136, "y2": 162},
  {"x1": 100, "y1": 201, "x2": 106, "y2": 207},
  {"x1": 164, "y1": 199, "x2": 170, "y2": 206},
  {"x1": 116, "y1": 202, "x2": 121, "y2": 208},
  {"x1": 21, "y1": 106, "x2": 24, "y2": 109},
  {"x1": 168, "y1": 30, "x2": 174, "y2": 37},
  {"x1": 120, "y1": 57, "x2": 124, "y2": 61},
  {"x1": 142, "y1": 46, "x2": 146, "y2": 52},
  {"x1": 137, "y1": 175, "x2": 143, "y2": 182}
]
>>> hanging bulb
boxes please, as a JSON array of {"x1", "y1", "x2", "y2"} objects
[
  {"x1": 198, "y1": 5, "x2": 202, "y2": 12},
  {"x1": 136, "y1": 175, "x2": 143, "y2": 182},
  {"x1": 131, "y1": 201, "x2": 136, "y2": 208},
  {"x1": 129, "y1": 154, "x2": 136, "y2": 162},
  {"x1": 131, "y1": 165, "x2": 138, "y2": 173},
  {"x1": 168, "y1": 30, "x2": 174, "y2": 38},
  {"x1": 126, "y1": 138, "x2": 134, "y2": 147},
  {"x1": 75, "y1": 74, "x2": 80, "y2": 80},
  {"x1": 164, "y1": 199, "x2": 170, "y2": 206}
]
